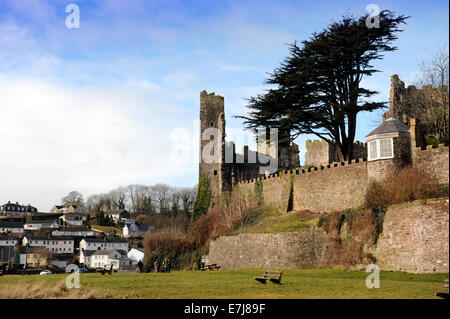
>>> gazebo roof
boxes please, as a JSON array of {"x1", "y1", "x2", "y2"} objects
[{"x1": 366, "y1": 118, "x2": 409, "y2": 137}]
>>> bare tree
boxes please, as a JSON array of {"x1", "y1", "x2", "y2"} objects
[
  {"x1": 412, "y1": 46, "x2": 449, "y2": 144},
  {"x1": 180, "y1": 187, "x2": 196, "y2": 216},
  {"x1": 108, "y1": 186, "x2": 128, "y2": 210},
  {"x1": 126, "y1": 184, "x2": 154, "y2": 215},
  {"x1": 153, "y1": 184, "x2": 172, "y2": 215},
  {"x1": 61, "y1": 191, "x2": 84, "y2": 205}
]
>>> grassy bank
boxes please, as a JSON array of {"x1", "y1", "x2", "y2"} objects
[
  {"x1": 234, "y1": 207, "x2": 322, "y2": 234},
  {"x1": 0, "y1": 269, "x2": 447, "y2": 299},
  {"x1": 90, "y1": 225, "x2": 123, "y2": 235}
]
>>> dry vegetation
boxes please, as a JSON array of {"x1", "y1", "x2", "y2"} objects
[
  {"x1": 365, "y1": 165, "x2": 447, "y2": 208},
  {"x1": 142, "y1": 185, "x2": 259, "y2": 271},
  {"x1": 318, "y1": 209, "x2": 379, "y2": 267},
  {"x1": 0, "y1": 280, "x2": 100, "y2": 299}
]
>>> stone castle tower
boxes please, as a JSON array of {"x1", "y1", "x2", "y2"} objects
[
  {"x1": 199, "y1": 90, "x2": 227, "y2": 203},
  {"x1": 199, "y1": 90, "x2": 299, "y2": 205}
]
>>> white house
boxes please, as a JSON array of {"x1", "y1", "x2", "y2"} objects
[
  {"x1": 86, "y1": 249, "x2": 133, "y2": 270},
  {"x1": 52, "y1": 227, "x2": 96, "y2": 237},
  {"x1": 105, "y1": 210, "x2": 134, "y2": 224},
  {"x1": 0, "y1": 235, "x2": 18, "y2": 247},
  {"x1": 79, "y1": 238, "x2": 129, "y2": 265},
  {"x1": 0, "y1": 221, "x2": 24, "y2": 238},
  {"x1": 24, "y1": 220, "x2": 60, "y2": 231},
  {"x1": 60, "y1": 213, "x2": 87, "y2": 226},
  {"x1": 80, "y1": 238, "x2": 129, "y2": 252},
  {"x1": 123, "y1": 223, "x2": 155, "y2": 237},
  {"x1": 127, "y1": 248, "x2": 145, "y2": 264},
  {"x1": 23, "y1": 235, "x2": 74, "y2": 254}
]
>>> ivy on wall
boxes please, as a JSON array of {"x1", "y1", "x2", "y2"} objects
[
  {"x1": 191, "y1": 174, "x2": 211, "y2": 224},
  {"x1": 254, "y1": 181, "x2": 264, "y2": 206}
]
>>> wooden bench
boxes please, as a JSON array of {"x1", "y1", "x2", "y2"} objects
[
  {"x1": 201, "y1": 264, "x2": 221, "y2": 271},
  {"x1": 254, "y1": 270, "x2": 282, "y2": 284},
  {"x1": 435, "y1": 279, "x2": 449, "y2": 299}
]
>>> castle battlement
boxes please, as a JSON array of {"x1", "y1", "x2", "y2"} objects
[{"x1": 237, "y1": 157, "x2": 368, "y2": 184}]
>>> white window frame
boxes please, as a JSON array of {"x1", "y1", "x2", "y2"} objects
[{"x1": 368, "y1": 138, "x2": 394, "y2": 161}]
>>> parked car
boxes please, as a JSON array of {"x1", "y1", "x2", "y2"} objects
[
  {"x1": 39, "y1": 269, "x2": 52, "y2": 275},
  {"x1": 79, "y1": 268, "x2": 88, "y2": 273}
]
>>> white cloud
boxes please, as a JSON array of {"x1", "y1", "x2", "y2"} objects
[{"x1": 0, "y1": 75, "x2": 199, "y2": 211}]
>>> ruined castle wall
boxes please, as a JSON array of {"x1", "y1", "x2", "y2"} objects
[
  {"x1": 304, "y1": 140, "x2": 334, "y2": 167},
  {"x1": 412, "y1": 144, "x2": 449, "y2": 185},
  {"x1": 305, "y1": 140, "x2": 367, "y2": 168},
  {"x1": 237, "y1": 160, "x2": 369, "y2": 213},
  {"x1": 207, "y1": 232, "x2": 331, "y2": 269},
  {"x1": 375, "y1": 199, "x2": 449, "y2": 273},
  {"x1": 292, "y1": 160, "x2": 369, "y2": 212},
  {"x1": 236, "y1": 173, "x2": 291, "y2": 212}
]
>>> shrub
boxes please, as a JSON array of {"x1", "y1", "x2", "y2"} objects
[
  {"x1": 318, "y1": 208, "x2": 378, "y2": 266},
  {"x1": 191, "y1": 174, "x2": 211, "y2": 224},
  {"x1": 365, "y1": 166, "x2": 447, "y2": 208}
]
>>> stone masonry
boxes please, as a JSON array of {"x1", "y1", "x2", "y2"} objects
[
  {"x1": 207, "y1": 232, "x2": 331, "y2": 269},
  {"x1": 375, "y1": 199, "x2": 449, "y2": 273}
]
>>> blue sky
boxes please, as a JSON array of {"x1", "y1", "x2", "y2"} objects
[{"x1": 0, "y1": 0, "x2": 448, "y2": 211}]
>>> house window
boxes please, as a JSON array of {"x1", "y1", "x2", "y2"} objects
[
  {"x1": 368, "y1": 138, "x2": 394, "y2": 161},
  {"x1": 214, "y1": 170, "x2": 218, "y2": 176}
]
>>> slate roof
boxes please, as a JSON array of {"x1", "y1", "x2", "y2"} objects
[
  {"x1": 92, "y1": 249, "x2": 127, "y2": 256},
  {"x1": 366, "y1": 117, "x2": 409, "y2": 137},
  {"x1": 0, "y1": 234, "x2": 17, "y2": 240},
  {"x1": 54, "y1": 227, "x2": 93, "y2": 232},
  {"x1": 0, "y1": 221, "x2": 24, "y2": 228},
  {"x1": 82, "y1": 237, "x2": 128, "y2": 243},
  {"x1": 25, "y1": 220, "x2": 58, "y2": 224},
  {"x1": 25, "y1": 235, "x2": 74, "y2": 241}
]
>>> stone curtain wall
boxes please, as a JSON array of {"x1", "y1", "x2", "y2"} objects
[
  {"x1": 292, "y1": 161, "x2": 368, "y2": 212},
  {"x1": 412, "y1": 144, "x2": 449, "y2": 184},
  {"x1": 375, "y1": 199, "x2": 449, "y2": 273},
  {"x1": 207, "y1": 200, "x2": 449, "y2": 273},
  {"x1": 237, "y1": 159, "x2": 369, "y2": 213},
  {"x1": 207, "y1": 232, "x2": 331, "y2": 269}
]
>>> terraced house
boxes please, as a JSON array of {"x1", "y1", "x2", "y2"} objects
[
  {"x1": 22, "y1": 235, "x2": 74, "y2": 254},
  {"x1": 0, "y1": 201, "x2": 38, "y2": 215},
  {"x1": 0, "y1": 221, "x2": 24, "y2": 238}
]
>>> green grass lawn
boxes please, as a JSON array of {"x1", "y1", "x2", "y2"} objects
[
  {"x1": 234, "y1": 207, "x2": 322, "y2": 234},
  {"x1": 1, "y1": 268, "x2": 447, "y2": 299},
  {"x1": 91, "y1": 225, "x2": 123, "y2": 235}
]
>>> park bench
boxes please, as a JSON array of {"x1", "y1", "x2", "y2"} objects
[
  {"x1": 96, "y1": 264, "x2": 113, "y2": 275},
  {"x1": 201, "y1": 264, "x2": 221, "y2": 271},
  {"x1": 435, "y1": 279, "x2": 449, "y2": 299},
  {"x1": 254, "y1": 270, "x2": 282, "y2": 284}
]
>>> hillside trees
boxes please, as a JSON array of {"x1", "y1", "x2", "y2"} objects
[{"x1": 412, "y1": 46, "x2": 449, "y2": 144}]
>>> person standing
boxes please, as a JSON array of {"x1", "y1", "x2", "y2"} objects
[
  {"x1": 166, "y1": 258, "x2": 171, "y2": 273},
  {"x1": 153, "y1": 259, "x2": 159, "y2": 273},
  {"x1": 138, "y1": 260, "x2": 144, "y2": 273},
  {"x1": 162, "y1": 258, "x2": 166, "y2": 273}
]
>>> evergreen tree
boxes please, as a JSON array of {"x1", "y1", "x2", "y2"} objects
[{"x1": 238, "y1": 11, "x2": 409, "y2": 161}]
